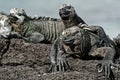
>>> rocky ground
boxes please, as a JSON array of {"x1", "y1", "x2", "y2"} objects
[{"x1": 0, "y1": 38, "x2": 119, "y2": 80}]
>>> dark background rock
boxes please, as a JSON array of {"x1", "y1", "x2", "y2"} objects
[{"x1": 0, "y1": 38, "x2": 119, "y2": 80}]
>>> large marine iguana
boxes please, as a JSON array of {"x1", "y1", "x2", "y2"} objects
[{"x1": 49, "y1": 26, "x2": 118, "y2": 80}]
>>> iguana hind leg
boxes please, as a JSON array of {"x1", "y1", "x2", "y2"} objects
[
  {"x1": 90, "y1": 47, "x2": 118, "y2": 79},
  {"x1": 25, "y1": 32, "x2": 45, "y2": 43}
]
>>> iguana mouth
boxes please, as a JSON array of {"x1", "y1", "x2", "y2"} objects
[
  {"x1": 59, "y1": 10, "x2": 71, "y2": 20},
  {"x1": 60, "y1": 12, "x2": 70, "y2": 20},
  {"x1": 61, "y1": 15, "x2": 69, "y2": 20}
]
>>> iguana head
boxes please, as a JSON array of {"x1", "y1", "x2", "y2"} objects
[
  {"x1": 59, "y1": 4, "x2": 76, "y2": 21},
  {"x1": 61, "y1": 26, "x2": 82, "y2": 45},
  {"x1": 59, "y1": 4, "x2": 86, "y2": 28},
  {"x1": 0, "y1": 13, "x2": 12, "y2": 38},
  {"x1": 9, "y1": 8, "x2": 28, "y2": 23},
  {"x1": 61, "y1": 26, "x2": 90, "y2": 55}
]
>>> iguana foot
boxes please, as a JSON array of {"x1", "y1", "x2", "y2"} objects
[
  {"x1": 49, "y1": 55, "x2": 70, "y2": 72},
  {"x1": 97, "y1": 60, "x2": 118, "y2": 80}
]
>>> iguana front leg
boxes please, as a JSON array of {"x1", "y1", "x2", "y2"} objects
[
  {"x1": 10, "y1": 31, "x2": 45, "y2": 43},
  {"x1": 24, "y1": 32, "x2": 45, "y2": 43},
  {"x1": 49, "y1": 38, "x2": 70, "y2": 72}
]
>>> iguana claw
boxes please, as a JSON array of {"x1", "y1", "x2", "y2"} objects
[
  {"x1": 97, "y1": 60, "x2": 118, "y2": 79},
  {"x1": 49, "y1": 55, "x2": 70, "y2": 72}
]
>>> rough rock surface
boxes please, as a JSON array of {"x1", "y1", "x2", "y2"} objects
[{"x1": 0, "y1": 38, "x2": 119, "y2": 80}]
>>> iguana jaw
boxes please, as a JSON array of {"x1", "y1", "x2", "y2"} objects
[
  {"x1": 61, "y1": 27, "x2": 80, "y2": 45},
  {"x1": 60, "y1": 15, "x2": 69, "y2": 20}
]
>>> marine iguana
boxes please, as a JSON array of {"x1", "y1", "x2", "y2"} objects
[{"x1": 49, "y1": 26, "x2": 118, "y2": 80}]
